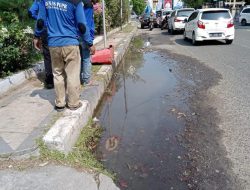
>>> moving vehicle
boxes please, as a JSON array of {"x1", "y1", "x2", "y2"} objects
[
  {"x1": 163, "y1": 10, "x2": 173, "y2": 19},
  {"x1": 168, "y1": 8, "x2": 195, "y2": 34},
  {"x1": 239, "y1": 6, "x2": 250, "y2": 25},
  {"x1": 149, "y1": 12, "x2": 155, "y2": 30},
  {"x1": 183, "y1": 8, "x2": 235, "y2": 45},
  {"x1": 156, "y1": 10, "x2": 162, "y2": 27},
  {"x1": 161, "y1": 10, "x2": 173, "y2": 30},
  {"x1": 149, "y1": 20, "x2": 154, "y2": 30},
  {"x1": 139, "y1": 13, "x2": 157, "y2": 29}
]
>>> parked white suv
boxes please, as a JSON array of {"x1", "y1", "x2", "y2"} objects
[
  {"x1": 184, "y1": 8, "x2": 235, "y2": 45},
  {"x1": 239, "y1": 6, "x2": 250, "y2": 26},
  {"x1": 168, "y1": 8, "x2": 195, "y2": 34}
]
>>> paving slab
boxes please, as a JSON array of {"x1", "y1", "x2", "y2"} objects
[
  {"x1": 0, "y1": 79, "x2": 55, "y2": 157},
  {"x1": 0, "y1": 165, "x2": 119, "y2": 190}
]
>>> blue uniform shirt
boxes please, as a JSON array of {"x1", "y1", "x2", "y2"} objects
[
  {"x1": 84, "y1": 5, "x2": 95, "y2": 42},
  {"x1": 35, "y1": 0, "x2": 92, "y2": 47},
  {"x1": 28, "y1": 0, "x2": 40, "y2": 20}
]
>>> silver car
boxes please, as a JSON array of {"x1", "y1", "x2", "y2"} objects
[{"x1": 168, "y1": 8, "x2": 195, "y2": 34}]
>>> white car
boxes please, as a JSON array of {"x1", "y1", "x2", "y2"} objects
[
  {"x1": 239, "y1": 6, "x2": 250, "y2": 26},
  {"x1": 168, "y1": 8, "x2": 195, "y2": 34},
  {"x1": 183, "y1": 8, "x2": 235, "y2": 45},
  {"x1": 130, "y1": 11, "x2": 138, "y2": 19}
]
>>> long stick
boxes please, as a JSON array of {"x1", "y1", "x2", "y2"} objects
[{"x1": 102, "y1": 0, "x2": 107, "y2": 48}]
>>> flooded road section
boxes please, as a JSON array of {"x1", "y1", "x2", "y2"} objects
[{"x1": 94, "y1": 45, "x2": 192, "y2": 189}]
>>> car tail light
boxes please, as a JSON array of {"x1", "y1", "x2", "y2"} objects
[
  {"x1": 174, "y1": 17, "x2": 181, "y2": 22},
  {"x1": 227, "y1": 19, "x2": 234, "y2": 28},
  {"x1": 197, "y1": 20, "x2": 205, "y2": 29}
]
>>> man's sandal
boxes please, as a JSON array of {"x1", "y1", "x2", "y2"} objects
[{"x1": 54, "y1": 105, "x2": 65, "y2": 112}]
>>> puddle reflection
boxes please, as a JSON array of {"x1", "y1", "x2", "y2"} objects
[{"x1": 95, "y1": 51, "x2": 189, "y2": 190}]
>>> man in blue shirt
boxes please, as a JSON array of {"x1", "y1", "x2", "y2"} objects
[
  {"x1": 29, "y1": 0, "x2": 54, "y2": 89},
  {"x1": 34, "y1": 0, "x2": 96, "y2": 111},
  {"x1": 80, "y1": 0, "x2": 97, "y2": 85}
]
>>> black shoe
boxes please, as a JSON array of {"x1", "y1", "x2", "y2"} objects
[
  {"x1": 45, "y1": 83, "x2": 54, "y2": 89},
  {"x1": 54, "y1": 105, "x2": 65, "y2": 112},
  {"x1": 45, "y1": 74, "x2": 54, "y2": 89}
]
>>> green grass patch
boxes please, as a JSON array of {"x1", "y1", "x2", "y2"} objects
[
  {"x1": 92, "y1": 65, "x2": 102, "y2": 74},
  {"x1": 37, "y1": 121, "x2": 115, "y2": 179},
  {"x1": 122, "y1": 23, "x2": 134, "y2": 33},
  {"x1": 132, "y1": 36, "x2": 144, "y2": 49}
]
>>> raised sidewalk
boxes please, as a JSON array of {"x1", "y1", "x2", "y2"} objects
[
  {"x1": 0, "y1": 21, "x2": 137, "y2": 190},
  {"x1": 0, "y1": 22, "x2": 137, "y2": 157}
]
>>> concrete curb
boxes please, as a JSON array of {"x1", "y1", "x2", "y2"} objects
[
  {"x1": 0, "y1": 63, "x2": 44, "y2": 97},
  {"x1": 43, "y1": 25, "x2": 137, "y2": 153},
  {"x1": 0, "y1": 23, "x2": 129, "y2": 97}
]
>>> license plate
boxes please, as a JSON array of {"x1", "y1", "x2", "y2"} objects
[{"x1": 209, "y1": 33, "x2": 222, "y2": 37}]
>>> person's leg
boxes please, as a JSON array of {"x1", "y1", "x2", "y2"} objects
[
  {"x1": 80, "y1": 43, "x2": 91, "y2": 85},
  {"x1": 41, "y1": 30, "x2": 53, "y2": 88},
  {"x1": 49, "y1": 47, "x2": 66, "y2": 109},
  {"x1": 63, "y1": 45, "x2": 81, "y2": 108}
]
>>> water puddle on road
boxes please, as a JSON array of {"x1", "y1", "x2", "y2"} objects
[{"x1": 94, "y1": 42, "x2": 191, "y2": 189}]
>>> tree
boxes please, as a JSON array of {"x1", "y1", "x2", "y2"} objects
[
  {"x1": 245, "y1": 0, "x2": 250, "y2": 5},
  {"x1": 0, "y1": 0, "x2": 33, "y2": 22},
  {"x1": 183, "y1": 0, "x2": 206, "y2": 8},
  {"x1": 131, "y1": 0, "x2": 146, "y2": 15}
]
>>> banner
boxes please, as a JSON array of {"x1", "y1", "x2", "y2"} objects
[
  {"x1": 164, "y1": 0, "x2": 172, "y2": 10},
  {"x1": 173, "y1": 0, "x2": 183, "y2": 9}
]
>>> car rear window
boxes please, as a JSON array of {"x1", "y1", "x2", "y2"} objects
[
  {"x1": 201, "y1": 10, "x2": 231, "y2": 20},
  {"x1": 177, "y1": 10, "x2": 194, "y2": 17},
  {"x1": 242, "y1": 8, "x2": 250, "y2": 13},
  {"x1": 163, "y1": 11, "x2": 171, "y2": 16}
]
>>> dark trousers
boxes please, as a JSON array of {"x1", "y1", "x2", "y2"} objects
[{"x1": 41, "y1": 31, "x2": 53, "y2": 84}]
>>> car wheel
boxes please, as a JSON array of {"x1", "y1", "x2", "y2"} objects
[
  {"x1": 225, "y1": 39, "x2": 233, "y2": 44},
  {"x1": 141, "y1": 23, "x2": 144, "y2": 29},
  {"x1": 183, "y1": 31, "x2": 188, "y2": 40},
  {"x1": 192, "y1": 32, "x2": 198, "y2": 45},
  {"x1": 241, "y1": 19, "x2": 247, "y2": 26}
]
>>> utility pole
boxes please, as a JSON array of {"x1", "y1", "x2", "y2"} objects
[
  {"x1": 102, "y1": 0, "x2": 107, "y2": 48},
  {"x1": 232, "y1": 0, "x2": 237, "y2": 17},
  {"x1": 121, "y1": 0, "x2": 123, "y2": 30}
]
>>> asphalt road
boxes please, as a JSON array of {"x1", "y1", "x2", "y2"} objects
[{"x1": 138, "y1": 23, "x2": 250, "y2": 189}]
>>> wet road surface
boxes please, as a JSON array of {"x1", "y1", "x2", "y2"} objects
[
  {"x1": 94, "y1": 25, "x2": 242, "y2": 189},
  {"x1": 95, "y1": 42, "x2": 192, "y2": 189}
]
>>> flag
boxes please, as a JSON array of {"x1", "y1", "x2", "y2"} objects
[
  {"x1": 145, "y1": 0, "x2": 153, "y2": 15},
  {"x1": 156, "y1": 0, "x2": 163, "y2": 11}
]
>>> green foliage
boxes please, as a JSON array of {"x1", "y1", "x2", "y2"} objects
[
  {"x1": 38, "y1": 122, "x2": 115, "y2": 179},
  {"x1": 131, "y1": 0, "x2": 146, "y2": 15},
  {"x1": 0, "y1": 0, "x2": 33, "y2": 22},
  {"x1": 95, "y1": 0, "x2": 130, "y2": 32},
  {"x1": 0, "y1": 12, "x2": 39, "y2": 78},
  {"x1": 183, "y1": 0, "x2": 207, "y2": 8},
  {"x1": 105, "y1": 0, "x2": 120, "y2": 29},
  {"x1": 245, "y1": 0, "x2": 250, "y2": 5},
  {"x1": 0, "y1": 0, "x2": 133, "y2": 78}
]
